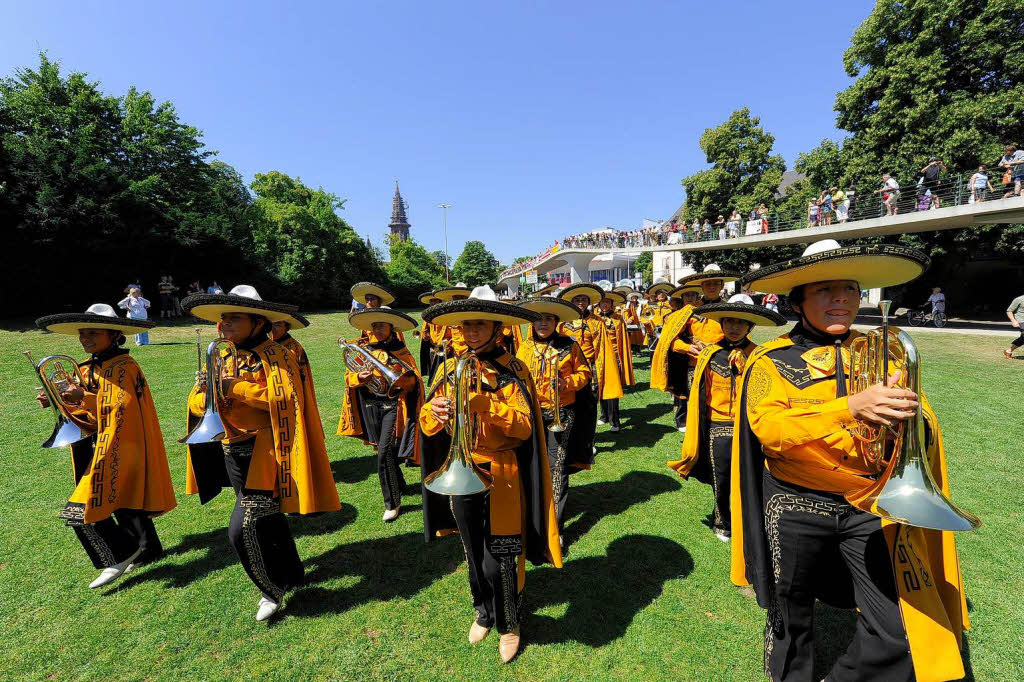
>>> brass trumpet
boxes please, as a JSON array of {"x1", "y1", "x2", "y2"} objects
[
  {"x1": 25, "y1": 351, "x2": 90, "y2": 448},
  {"x1": 339, "y1": 338, "x2": 416, "y2": 398},
  {"x1": 845, "y1": 301, "x2": 980, "y2": 531},
  {"x1": 423, "y1": 353, "x2": 493, "y2": 496},
  {"x1": 180, "y1": 335, "x2": 240, "y2": 444},
  {"x1": 539, "y1": 346, "x2": 565, "y2": 432}
]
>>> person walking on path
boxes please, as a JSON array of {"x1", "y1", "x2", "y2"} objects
[
  {"x1": 118, "y1": 288, "x2": 151, "y2": 345},
  {"x1": 158, "y1": 276, "x2": 177, "y2": 319},
  {"x1": 1004, "y1": 292, "x2": 1024, "y2": 358}
]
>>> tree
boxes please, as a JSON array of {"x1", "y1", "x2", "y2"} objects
[
  {"x1": 633, "y1": 251, "x2": 653, "y2": 285},
  {"x1": 430, "y1": 250, "x2": 451, "y2": 272},
  {"x1": 385, "y1": 235, "x2": 448, "y2": 304},
  {"x1": 451, "y1": 240, "x2": 501, "y2": 286}
]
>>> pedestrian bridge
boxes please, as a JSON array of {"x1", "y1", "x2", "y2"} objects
[{"x1": 498, "y1": 195, "x2": 1024, "y2": 293}]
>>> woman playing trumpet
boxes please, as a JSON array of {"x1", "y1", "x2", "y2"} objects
[
  {"x1": 338, "y1": 308, "x2": 422, "y2": 522},
  {"x1": 515, "y1": 297, "x2": 593, "y2": 548},
  {"x1": 182, "y1": 285, "x2": 340, "y2": 622},
  {"x1": 33, "y1": 304, "x2": 175, "y2": 589},
  {"x1": 418, "y1": 285, "x2": 561, "y2": 664}
]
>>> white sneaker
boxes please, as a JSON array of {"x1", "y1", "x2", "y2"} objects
[
  {"x1": 715, "y1": 530, "x2": 730, "y2": 543},
  {"x1": 383, "y1": 507, "x2": 400, "y2": 523},
  {"x1": 89, "y1": 547, "x2": 143, "y2": 588},
  {"x1": 597, "y1": 419, "x2": 607, "y2": 426},
  {"x1": 678, "y1": 427, "x2": 686, "y2": 433},
  {"x1": 256, "y1": 596, "x2": 280, "y2": 622},
  {"x1": 592, "y1": 446, "x2": 597, "y2": 456},
  {"x1": 609, "y1": 426, "x2": 620, "y2": 433}
]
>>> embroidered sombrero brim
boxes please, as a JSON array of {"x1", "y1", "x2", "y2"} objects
[
  {"x1": 695, "y1": 302, "x2": 787, "y2": 327},
  {"x1": 348, "y1": 308, "x2": 417, "y2": 333},
  {"x1": 350, "y1": 282, "x2": 395, "y2": 306},
  {"x1": 557, "y1": 283, "x2": 603, "y2": 306},
  {"x1": 601, "y1": 291, "x2": 626, "y2": 305},
  {"x1": 669, "y1": 285, "x2": 701, "y2": 299},
  {"x1": 532, "y1": 283, "x2": 558, "y2": 296},
  {"x1": 182, "y1": 294, "x2": 300, "y2": 324},
  {"x1": 677, "y1": 270, "x2": 743, "y2": 287},
  {"x1": 36, "y1": 313, "x2": 157, "y2": 336},
  {"x1": 419, "y1": 290, "x2": 442, "y2": 305},
  {"x1": 645, "y1": 282, "x2": 674, "y2": 296},
  {"x1": 613, "y1": 286, "x2": 636, "y2": 296},
  {"x1": 424, "y1": 299, "x2": 539, "y2": 327},
  {"x1": 518, "y1": 297, "x2": 581, "y2": 322},
  {"x1": 431, "y1": 286, "x2": 473, "y2": 302},
  {"x1": 744, "y1": 244, "x2": 930, "y2": 294},
  {"x1": 280, "y1": 312, "x2": 310, "y2": 330}
]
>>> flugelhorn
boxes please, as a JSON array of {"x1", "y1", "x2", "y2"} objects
[
  {"x1": 845, "y1": 300, "x2": 981, "y2": 531},
  {"x1": 25, "y1": 351, "x2": 90, "y2": 448},
  {"x1": 539, "y1": 346, "x2": 565, "y2": 432},
  {"x1": 180, "y1": 337, "x2": 240, "y2": 444},
  {"x1": 339, "y1": 338, "x2": 415, "y2": 398},
  {"x1": 422, "y1": 353, "x2": 493, "y2": 496}
]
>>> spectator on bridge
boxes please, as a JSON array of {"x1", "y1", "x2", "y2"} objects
[
  {"x1": 833, "y1": 186, "x2": 849, "y2": 223},
  {"x1": 702, "y1": 219, "x2": 712, "y2": 240},
  {"x1": 727, "y1": 210, "x2": 741, "y2": 238},
  {"x1": 756, "y1": 203, "x2": 769, "y2": 233},
  {"x1": 999, "y1": 145, "x2": 1024, "y2": 198},
  {"x1": 1004, "y1": 291, "x2": 1024, "y2": 358},
  {"x1": 807, "y1": 199, "x2": 819, "y2": 227},
  {"x1": 873, "y1": 172, "x2": 900, "y2": 216},
  {"x1": 819, "y1": 189, "x2": 833, "y2": 225},
  {"x1": 920, "y1": 156, "x2": 947, "y2": 208},
  {"x1": 970, "y1": 165, "x2": 994, "y2": 202}
]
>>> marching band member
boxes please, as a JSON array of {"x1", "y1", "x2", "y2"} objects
[
  {"x1": 419, "y1": 286, "x2": 562, "y2": 663},
  {"x1": 421, "y1": 284, "x2": 472, "y2": 382},
  {"x1": 677, "y1": 264, "x2": 741, "y2": 351},
  {"x1": 516, "y1": 297, "x2": 594, "y2": 548},
  {"x1": 182, "y1": 285, "x2": 340, "y2": 622},
  {"x1": 667, "y1": 294, "x2": 785, "y2": 542},
  {"x1": 594, "y1": 286, "x2": 635, "y2": 432},
  {"x1": 618, "y1": 289, "x2": 646, "y2": 351},
  {"x1": 641, "y1": 279, "x2": 673, "y2": 348},
  {"x1": 651, "y1": 285, "x2": 702, "y2": 432},
  {"x1": 34, "y1": 304, "x2": 176, "y2": 588},
  {"x1": 417, "y1": 290, "x2": 443, "y2": 379},
  {"x1": 350, "y1": 281, "x2": 408, "y2": 346},
  {"x1": 732, "y1": 241, "x2": 969, "y2": 682},
  {"x1": 338, "y1": 308, "x2": 423, "y2": 521}
]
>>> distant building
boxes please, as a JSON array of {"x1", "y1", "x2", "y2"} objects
[{"x1": 389, "y1": 182, "x2": 411, "y2": 241}]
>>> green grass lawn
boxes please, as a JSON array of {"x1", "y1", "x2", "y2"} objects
[{"x1": 1, "y1": 313, "x2": 1021, "y2": 681}]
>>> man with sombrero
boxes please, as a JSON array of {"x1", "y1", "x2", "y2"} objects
[
  {"x1": 730, "y1": 241, "x2": 969, "y2": 682},
  {"x1": 419, "y1": 285, "x2": 562, "y2": 663},
  {"x1": 641, "y1": 278, "x2": 673, "y2": 349},
  {"x1": 338, "y1": 307, "x2": 422, "y2": 522},
  {"x1": 182, "y1": 285, "x2": 340, "y2": 622},
  {"x1": 516, "y1": 296, "x2": 594, "y2": 548},
  {"x1": 419, "y1": 283, "x2": 473, "y2": 381},
  {"x1": 667, "y1": 294, "x2": 785, "y2": 542},
  {"x1": 34, "y1": 304, "x2": 176, "y2": 589},
  {"x1": 350, "y1": 281, "x2": 409, "y2": 346},
  {"x1": 651, "y1": 284, "x2": 703, "y2": 433},
  {"x1": 677, "y1": 263, "x2": 740, "y2": 350},
  {"x1": 594, "y1": 283, "x2": 635, "y2": 432},
  {"x1": 416, "y1": 290, "x2": 443, "y2": 379},
  {"x1": 616, "y1": 287, "x2": 646, "y2": 351}
]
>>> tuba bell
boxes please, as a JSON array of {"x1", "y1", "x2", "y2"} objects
[
  {"x1": 422, "y1": 353, "x2": 493, "y2": 496},
  {"x1": 845, "y1": 301, "x2": 981, "y2": 532},
  {"x1": 339, "y1": 338, "x2": 416, "y2": 398},
  {"x1": 180, "y1": 336, "x2": 240, "y2": 444},
  {"x1": 25, "y1": 351, "x2": 91, "y2": 448}
]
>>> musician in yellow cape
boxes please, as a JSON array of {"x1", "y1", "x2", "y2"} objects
[
  {"x1": 615, "y1": 287, "x2": 646, "y2": 351},
  {"x1": 418, "y1": 286, "x2": 562, "y2": 663},
  {"x1": 667, "y1": 294, "x2": 785, "y2": 542},
  {"x1": 34, "y1": 304, "x2": 176, "y2": 589},
  {"x1": 650, "y1": 285, "x2": 701, "y2": 432},
  {"x1": 416, "y1": 290, "x2": 443, "y2": 378},
  {"x1": 731, "y1": 241, "x2": 971, "y2": 682},
  {"x1": 418, "y1": 284, "x2": 472, "y2": 383},
  {"x1": 338, "y1": 308, "x2": 423, "y2": 521},
  {"x1": 182, "y1": 285, "x2": 340, "y2": 622},
  {"x1": 594, "y1": 285, "x2": 635, "y2": 431},
  {"x1": 640, "y1": 279, "x2": 673, "y2": 348},
  {"x1": 515, "y1": 296, "x2": 594, "y2": 548}
]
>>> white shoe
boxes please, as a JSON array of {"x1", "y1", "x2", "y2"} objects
[
  {"x1": 715, "y1": 530, "x2": 730, "y2": 543},
  {"x1": 609, "y1": 426, "x2": 620, "y2": 433},
  {"x1": 597, "y1": 419, "x2": 607, "y2": 426},
  {"x1": 89, "y1": 547, "x2": 143, "y2": 588},
  {"x1": 592, "y1": 446, "x2": 597, "y2": 455},
  {"x1": 678, "y1": 427, "x2": 686, "y2": 433},
  {"x1": 382, "y1": 507, "x2": 400, "y2": 523},
  {"x1": 256, "y1": 596, "x2": 280, "y2": 622}
]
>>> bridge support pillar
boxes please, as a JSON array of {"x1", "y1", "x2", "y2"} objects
[
  {"x1": 505, "y1": 279, "x2": 519, "y2": 297},
  {"x1": 565, "y1": 253, "x2": 597, "y2": 284}
]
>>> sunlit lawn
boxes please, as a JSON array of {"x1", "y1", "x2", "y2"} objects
[{"x1": 1, "y1": 313, "x2": 1020, "y2": 681}]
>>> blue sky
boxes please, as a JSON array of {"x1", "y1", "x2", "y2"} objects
[{"x1": 3, "y1": 1, "x2": 875, "y2": 264}]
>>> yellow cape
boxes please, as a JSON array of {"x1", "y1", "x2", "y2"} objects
[{"x1": 650, "y1": 305, "x2": 695, "y2": 392}]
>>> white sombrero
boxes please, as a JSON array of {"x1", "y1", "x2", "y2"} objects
[
  {"x1": 424, "y1": 285, "x2": 538, "y2": 327},
  {"x1": 743, "y1": 240, "x2": 930, "y2": 295},
  {"x1": 350, "y1": 281, "x2": 396, "y2": 306},
  {"x1": 696, "y1": 294, "x2": 787, "y2": 327},
  {"x1": 36, "y1": 303, "x2": 157, "y2": 336},
  {"x1": 182, "y1": 285, "x2": 300, "y2": 324}
]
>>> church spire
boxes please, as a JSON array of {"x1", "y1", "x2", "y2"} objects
[{"x1": 389, "y1": 182, "x2": 411, "y2": 241}]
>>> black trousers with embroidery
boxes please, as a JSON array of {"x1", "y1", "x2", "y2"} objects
[
  {"x1": 708, "y1": 421, "x2": 734, "y2": 534},
  {"x1": 762, "y1": 470, "x2": 911, "y2": 682},
  {"x1": 223, "y1": 440, "x2": 304, "y2": 602},
  {"x1": 72, "y1": 509, "x2": 162, "y2": 569},
  {"x1": 450, "y1": 489, "x2": 522, "y2": 634},
  {"x1": 360, "y1": 394, "x2": 405, "y2": 511},
  {"x1": 673, "y1": 395, "x2": 687, "y2": 429},
  {"x1": 599, "y1": 398, "x2": 620, "y2": 428},
  {"x1": 543, "y1": 406, "x2": 573, "y2": 532}
]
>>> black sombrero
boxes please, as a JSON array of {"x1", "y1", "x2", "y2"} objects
[
  {"x1": 182, "y1": 285, "x2": 299, "y2": 324},
  {"x1": 677, "y1": 266, "x2": 742, "y2": 287},
  {"x1": 518, "y1": 297, "x2": 581, "y2": 322},
  {"x1": 600, "y1": 290, "x2": 626, "y2": 305},
  {"x1": 557, "y1": 283, "x2": 603, "y2": 306},
  {"x1": 645, "y1": 281, "x2": 673, "y2": 297},
  {"x1": 348, "y1": 308, "x2": 417, "y2": 333},
  {"x1": 37, "y1": 303, "x2": 156, "y2": 336},
  {"x1": 743, "y1": 240, "x2": 930, "y2": 294},
  {"x1": 696, "y1": 299, "x2": 786, "y2": 327},
  {"x1": 419, "y1": 290, "x2": 442, "y2": 306},
  {"x1": 278, "y1": 311, "x2": 310, "y2": 330},
  {"x1": 350, "y1": 282, "x2": 395, "y2": 306},
  {"x1": 424, "y1": 299, "x2": 539, "y2": 327},
  {"x1": 669, "y1": 284, "x2": 702, "y2": 300}
]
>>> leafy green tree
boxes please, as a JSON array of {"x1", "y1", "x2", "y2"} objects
[
  {"x1": 451, "y1": 240, "x2": 501, "y2": 286},
  {"x1": 633, "y1": 251, "x2": 653, "y2": 285},
  {"x1": 430, "y1": 250, "x2": 451, "y2": 273},
  {"x1": 385, "y1": 235, "x2": 447, "y2": 303}
]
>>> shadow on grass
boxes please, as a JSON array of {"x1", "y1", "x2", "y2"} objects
[
  {"x1": 331, "y1": 454, "x2": 377, "y2": 484},
  {"x1": 526, "y1": 534, "x2": 692, "y2": 648},
  {"x1": 562, "y1": 471, "x2": 678, "y2": 548},
  {"x1": 110, "y1": 502, "x2": 358, "y2": 592},
  {"x1": 286, "y1": 530, "x2": 463, "y2": 618},
  {"x1": 594, "y1": 403, "x2": 675, "y2": 450}
]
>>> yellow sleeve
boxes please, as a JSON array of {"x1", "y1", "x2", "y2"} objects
[
  {"x1": 471, "y1": 381, "x2": 532, "y2": 441},
  {"x1": 746, "y1": 358, "x2": 857, "y2": 455},
  {"x1": 564, "y1": 346, "x2": 592, "y2": 392},
  {"x1": 671, "y1": 338, "x2": 692, "y2": 354},
  {"x1": 226, "y1": 379, "x2": 271, "y2": 411},
  {"x1": 345, "y1": 368, "x2": 362, "y2": 388},
  {"x1": 187, "y1": 385, "x2": 206, "y2": 416},
  {"x1": 419, "y1": 384, "x2": 446, "y2": 437}
]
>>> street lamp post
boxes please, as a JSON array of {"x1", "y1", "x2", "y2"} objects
[{"x1": 437, "y1": 203, "x2": 452, "y2": 283}]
